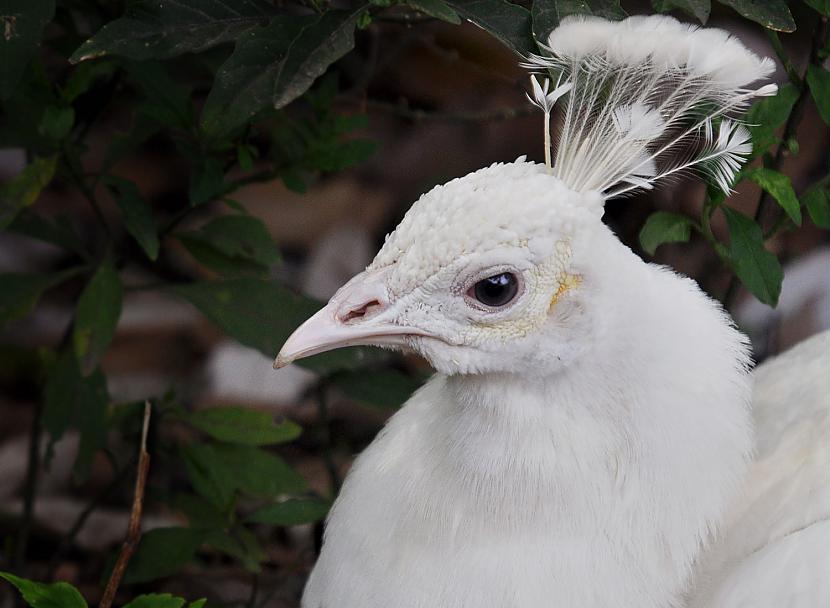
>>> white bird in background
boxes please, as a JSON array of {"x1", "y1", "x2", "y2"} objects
[{"x1": 274, "y1": 15, "x2": 830, "y2": 608}]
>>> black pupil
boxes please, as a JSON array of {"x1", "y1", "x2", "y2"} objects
[{"x1": 474, "y1": 273, "x2": 518, "y2": 307}]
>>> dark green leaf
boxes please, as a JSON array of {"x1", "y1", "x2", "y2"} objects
[
  {"x1": 407, "y1": 0, "x2": 462, "y2": 23},
  {"x1": 122, "y1": 528, "x2": 204, "y2": 584},
  {"x1": 127, "y1": 61, "x2": 194, "y2": 130},
  {"x1": 8, "y1": 211, "x2": 88, "y2": 258},
  {"x1": 61, "y1": 61, "x2": 117, "y2": 103},
  {"x1": 181, "y1": 442, "x2": 237, "y2": 510},
  {"x1": 804, "y1": 0, "x2": 830, "y2": 15},
  {"x1": 189, "y1": 156, "x2": 225, "y2": 206},
  {"x1": 42, "y1": 352, "x2": 109, "y2": 481},
  {"x1": 123, "y1": 594, "x2": 186, "y2": 608},
  {"x1": 73, "y1": 259, "x2": 123, "y2": 375},
  {"x1": 178, "y1": 214, "x2": 281, "y2": 275},
  {"x1": 201, "y1": 16, "x2": 314, "y2": 137},
  {"x1": 273, "y1": 8, "x2": 368, "y2": 110},
  {"x1": 745, "y1": 168, "x2": 801, "y2": 225},
  {"x1": 237, "y1": 144, "x2": 255, "y2": 171},
  {"x1": 330, "y1": 368, "x2": 422, "y2": 409},
  {"x1": 0, "y1": 269, "x2": 78, "y2": 331},
  {"x1": 306, "y1": 138, "x2": 377, "y2": 172},
  {"x1": 247, "y1": 498, "x2": 330, "y2": 526},
  {"x1": 106, "y1": 177, "x2": 159, "y2": 260},
  {"x1": 38, "y1": 106, "x2": 75, "y2": 140},
  {"x1": 803, "y1": 188, "x2": 830, "y2": 228},
  {"x1": 638, "y1": 211, "x2": 696, "y2": 255},
  {"x1": 723, "y1": 207, "x2": 783, "y2": 306},
  {"x1": 281, "y1": 169, "x2": 307, "y2": 193},
  {"x1": 807, "y1": 64, "x2": 830, "y2": 126},
  {"x1": 584, "y1": 0, "x2": 625, "y2": 19},
  {"x1": 716, "y1": 0, "x2": 794, "y2": 31},
  {"x1": 170, "y1": 492, "x2": 229, "y2": 529},
  {"x1": 181, "y1": 442, "x2": 306, "y2": 505},
  {"x1": 205, "y1": 527, "x2": 264, "y2": 573},
  {"x1": 188, "y1": 601, "x2": 207, "y2": 608},
  {"x1": 746, "y1": 83, "x2": 798, "y2": 153},
  {"x1": 70, "y1": 0, "x2": 276, "y2": 63},
  {"x1": 0, "y1": 2, "x2": 56, "y2": 99},
  {"x1": 215, "y1": 444, "x2": 307, "y2": 497},
  {"x1": 0, "y1": 156, "x2": 57, "y2": 230},
  {"x1": 178, "y1": 238, "x2": 267, "y2": 277},
  {"x1": 186, "y1": 406, "x2": 301, "y2": 445},
  {"x1": 532, "y1": 0, "x2": 590, "y2": 43},
  {"x1": 446, "y1": 0, "x2": 535, "y2": 55},
  {"x1": 651, "y1": 0, "x2": 710, "y2": 22},
  {"x1": 0, "y1": 571, "x2": 87, "y2": 608}
]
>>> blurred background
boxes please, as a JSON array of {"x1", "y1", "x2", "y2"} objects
[{"x1": 1, "y1": 0, "x2": 829, "y2": 606}]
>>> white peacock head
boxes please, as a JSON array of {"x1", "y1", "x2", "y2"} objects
[
  {"x1": 275, "y1": 160, "x2": 605, "y2": 375},
  {"x1": 274, "y1": 14, "x2": 776, "y2": 376}
]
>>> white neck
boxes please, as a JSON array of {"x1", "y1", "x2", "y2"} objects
[{"x1": 433, "y1": 251, "x2": 753, "y2": 605}]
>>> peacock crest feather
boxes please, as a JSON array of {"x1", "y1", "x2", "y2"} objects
[{"x1": 523, "y1": 15, "x2": 777, "y2": 197}]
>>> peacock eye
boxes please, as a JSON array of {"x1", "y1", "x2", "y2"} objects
[{"x1": 467, "y1": 272, "x2": 520, "y2": 308}]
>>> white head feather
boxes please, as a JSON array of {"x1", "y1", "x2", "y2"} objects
[{"x1": 523, "y1": 14, "x2": 777, "y2": 197}]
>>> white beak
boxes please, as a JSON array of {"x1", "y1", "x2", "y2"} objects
[{"x1": 273, "y1": 268, "x2": 432, "y2": 369}]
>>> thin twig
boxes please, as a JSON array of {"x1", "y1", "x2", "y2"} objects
[{"x1": 99, "y1": 402, "x2": 152, "y2": 608}]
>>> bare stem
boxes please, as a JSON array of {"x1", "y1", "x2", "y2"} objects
[{"x1": 98, "y1": 402, "x2": 152, "y2": 608}]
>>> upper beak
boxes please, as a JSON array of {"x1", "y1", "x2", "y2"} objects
[{"x1": 273, "y1": 268, "x2": 430, "y2": 369}]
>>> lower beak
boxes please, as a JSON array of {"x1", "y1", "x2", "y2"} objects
[{"x1": 273, "y1": 269, "x2": 431, "y2": 369}]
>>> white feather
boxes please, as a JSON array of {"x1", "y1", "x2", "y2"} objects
[{"x1": 523, "y1": 15, "x2": 775, "y2": 196}]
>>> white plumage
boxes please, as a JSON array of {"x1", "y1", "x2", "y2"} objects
[
  {"x1": 524, "y1": 15, "x2": 776, "y2": 196},
  {"x1": 274, "y1": 15, "x2": 830, "y2": 608}
]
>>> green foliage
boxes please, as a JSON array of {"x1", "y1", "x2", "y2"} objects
[
  {"x1": 184, "y1": 406, "x2": 302, "y2": 446},
  {"x1": 247, "y1": 498, "x2": 331, "y2": 526},
  {"x1": 723, "y1": 207, "x2": 784, "y2": 306},
  {"x1": 69, "y1": 0, "x2": 277, "y2": 62},
  {"x1": 638, "y1": 211, "x2": 696, "y2": 255},
  {"x1": 716, "y1": 0, "x2": 794, "y2": 31},
  {"x1": 0, "y1": 572, "x2": 87, "y2": 608},
  {"x1": 407, "y1": 0, "x2": 462, "y2": 23},
  {"x1": 804, "y1": 188, "x2": 830, "y2": 228},
  {"x1": 0, "y1": 2, "x2": 56, "y2": 99},
  {"x1": 73, "y1": 258, "x2": 123, "y2": 375},
  {"x1": 120, "y1": 528, "x2": 205, "y2": 585},
  {"x1": 1, "y1": 572, "x2": 205, "y2": 608},
  {"x1": 42, "y1": 352, "x2": 109, "y2": 480},
  {"x1": 745, "y1": 168, "x2": 801, "y2": 225},
  {"x1": 0, "y1": 269, "x2": 79, "y2": 331},
  {"x1": 746, "y1": 83, "x2": 798, "y2": 153},
  {"x1": 0, "y1": 156, "x2": 58, "y2": 229},
  {"x1": 200, "y1": 16, "x2": 315, "y2": 137},
  {"x1": 450, "y1": 0, "x2": 535, "y2": 55},
  {"x1": 651, "y1": 0, "x2": 710, "y2": 23},
  {"x1": 177, "y1": 214, "x2": 281, "y2": 276},
  {"x1": 806, "y1": 64, "x2": 830, "y2": 125}
]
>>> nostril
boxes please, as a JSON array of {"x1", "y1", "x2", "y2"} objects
[{"x1": 340, "y1": 299, "x2": 383, "y2": 323}]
